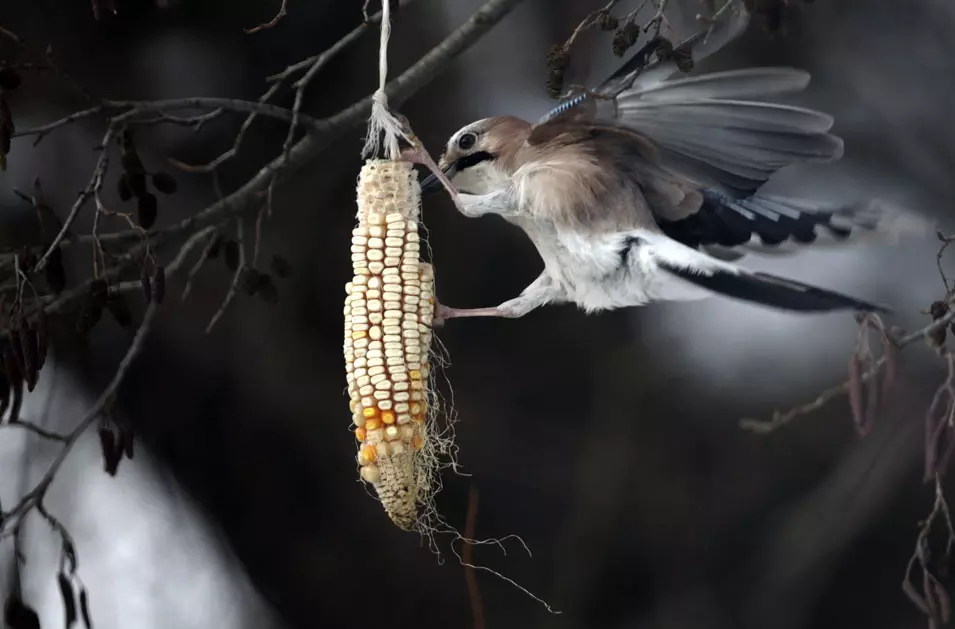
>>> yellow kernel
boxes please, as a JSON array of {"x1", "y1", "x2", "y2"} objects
[
  {"x1": 381, "y1": 410, "x2": 396, "y2": 425},
  {"x1": 365, "y1": 417, "x2": 382, "y2": 431},
  {"x1": 412, "y1": 435, "x2": 424, "y2": 450},
  {"x1": 410, "y1": 403, "x2": 422, "y2": 415},
  {"x1": 360, "y1": 444, "x2": 378, "y2": 463},
  {"x1": 362, "y1": 406, "x2": 378, "y2": 419},
  {"x1": 351, "y1": 330, "x2": 367, "y2": 340},
  {"x1": 355, "y1": 427, "x2": 367, "y2": 442},
  {"x1": 409, "y1": 370, "x2": 421, "y2": 380}
]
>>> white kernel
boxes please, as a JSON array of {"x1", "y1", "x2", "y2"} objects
[
  {"x1": 369, "y1": 326, "x2": 382, "y2": 340},
  {"x1": 390, "y1": 442, "x2": 405, "y2": 456},
  {"x1": 352, "y1": 235, "x2": 368, "y2": 246},
  {"x1": 366, "y1": 213, "x2": 385, "y2": 225},
  {"x1": 361, "y1": 396, "x2": 375, "y2": 408},
  {"x1": 359, "y1": 384, "x2": 374, "y2": 396},
  {"x1": 368, "y1": 366, "x2": 385, "y2": 376},
  {"x1": 404, "y1": 285, "x2": 421, "y2": 296},
  {"x1": 396, "y1": 413, "x2": 413, "y2": 424},
  {"x1": 384, "y1": 247, "x2": 403, "y2": 257},
  {"x1": 369, "y1": 226, "x2": 385, "y2": 237},
  {"x1": 360, "y1": 465, "x2": 380, "y2": 484},
  {"x1": 385, "y1": 212, "x2": 405, "y2": 223},
  {"x1": 384, "y1": 257, "x2": 401, "y2": 267},
  {"x1": 400, "y1": 425, "x2": 415, "y2": 441},
  {"x1": 367, "y1": 249, "x2": 384, "y2": 262},
  {"x1": 377, "y1": 441, "x2": 390, "y2": 457},
  {"x1": 369, "y1": 261, "x2": 385, "y2": 274},
  {"x1": 378, "y1": 400, "x2": 393, "y2": 411},
  {"x1": 369, "y1": 312, "x2": 383, "y2": 324},
  {"x1": 373, "y1": 390, "x2": 391, "y2": 401},
  {"x1": 384, "y1": 426, "x2": 400, "y2": 441},
  {"x1": 393, "y1": 381, "x2": 410, "y2": 392},
  {"x1": 385, "y1": 237, "x2": 404, "y2": 247},
  {"x1": 406, "y1": 232, "x2": 420, "y2": 242},
  {"x1": 367, "y1": 237, "x2": 384, "y2": 249},
  {"x1": 367, "y1": 299, "x2": 382, "y2": 312},
  {"x1": 353, "y1": 227, "x2": 369, "y2": 237}
]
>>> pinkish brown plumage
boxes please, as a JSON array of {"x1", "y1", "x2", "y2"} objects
[{"x1": 405, "y1": 4, "x2": 929, "y2": 325}]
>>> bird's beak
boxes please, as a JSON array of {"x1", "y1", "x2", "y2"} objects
[{"x1": 420, "y1": 157, "x2": 456, "y2": 195}]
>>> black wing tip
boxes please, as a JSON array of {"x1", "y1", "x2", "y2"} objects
[{"x1": 662, "y1": 263, "x2": 891, "y2": 314}]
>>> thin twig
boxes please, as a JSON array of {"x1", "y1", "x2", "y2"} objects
[
  {"x1": 0, "y1": 299, "x2": 159, "y2": 537},
  {"x1": 245, "y1": 0, "x2": 288, "y2": 34},
  {"x1": 34, "y1": 126, "x2": 114, "y2": 273},
  {"x1": 205, "y1": 219, "x2": 246, "y2": 334}
]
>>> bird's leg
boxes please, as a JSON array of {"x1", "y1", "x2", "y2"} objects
[{"x1": 432, "y1": 273, "x2": 564, "y2": 326}]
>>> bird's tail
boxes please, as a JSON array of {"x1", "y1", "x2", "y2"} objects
[
  {"x1": 661, "y1": 263, "x2": 891, "y2": 313},
  {"x1": 631, "y1": 229, "x2": 891, "y2": 313}
]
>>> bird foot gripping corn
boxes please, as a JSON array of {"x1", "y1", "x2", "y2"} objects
[{"x1": 344, "y1": 159, "x2": 449, "y2": 532}]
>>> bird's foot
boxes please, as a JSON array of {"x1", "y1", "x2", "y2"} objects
[{"x1": 432, "y1": 301, "x2": 513, "y2": 327}]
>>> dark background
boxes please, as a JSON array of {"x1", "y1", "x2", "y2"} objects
[{"x1": 1, "y1": 1, "x2": 953, "y2": 628}]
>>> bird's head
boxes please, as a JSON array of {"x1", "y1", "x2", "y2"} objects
[{"x1": 421, "y1": 115, "x2": 530, "y2": 195}]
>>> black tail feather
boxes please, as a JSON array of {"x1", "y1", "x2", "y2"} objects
[{"x1": 661, "y1": 263, "x2": 890, "y2": 313}]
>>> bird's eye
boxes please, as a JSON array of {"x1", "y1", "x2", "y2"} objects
[{"x1": 457, "y1": 133, "x2": 476, "y2": 151}]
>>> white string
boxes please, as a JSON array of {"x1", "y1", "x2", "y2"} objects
[{"x1": 362, "y1": 0, "x2": 410, "y2": 160}]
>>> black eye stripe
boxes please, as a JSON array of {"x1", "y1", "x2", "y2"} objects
[{"x1": 454, "y1": 151, "x2": 493, "y2": 171}]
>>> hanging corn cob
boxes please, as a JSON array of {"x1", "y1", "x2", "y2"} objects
[{"x1": 344, "y1": 159, "x2": 436, "y2": 531}]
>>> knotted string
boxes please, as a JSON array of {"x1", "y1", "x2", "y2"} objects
[{"x1": 362, "y1": 0, "x2": 411, "y2": 160}]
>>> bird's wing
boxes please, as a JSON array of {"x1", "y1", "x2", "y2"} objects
[{"x1": 604, "y1": 66, "x2": 844, "y2": 199}]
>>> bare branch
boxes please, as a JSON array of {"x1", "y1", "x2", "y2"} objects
[{"x1": 245, "y1": 0, "x2": 288, "y2": 34}]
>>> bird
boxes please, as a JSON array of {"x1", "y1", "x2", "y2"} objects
[{"x1": 405, "y1": 1, "x2": 931, "y2": 326}]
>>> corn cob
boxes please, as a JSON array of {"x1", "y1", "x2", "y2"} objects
[{"x1": 344, "y1": 159, "x2": 435, "y2": 530}]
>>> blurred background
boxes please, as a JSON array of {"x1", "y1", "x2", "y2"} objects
[{"x1": 0, "y1": 1, "x2": 952, "y2": 628}]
